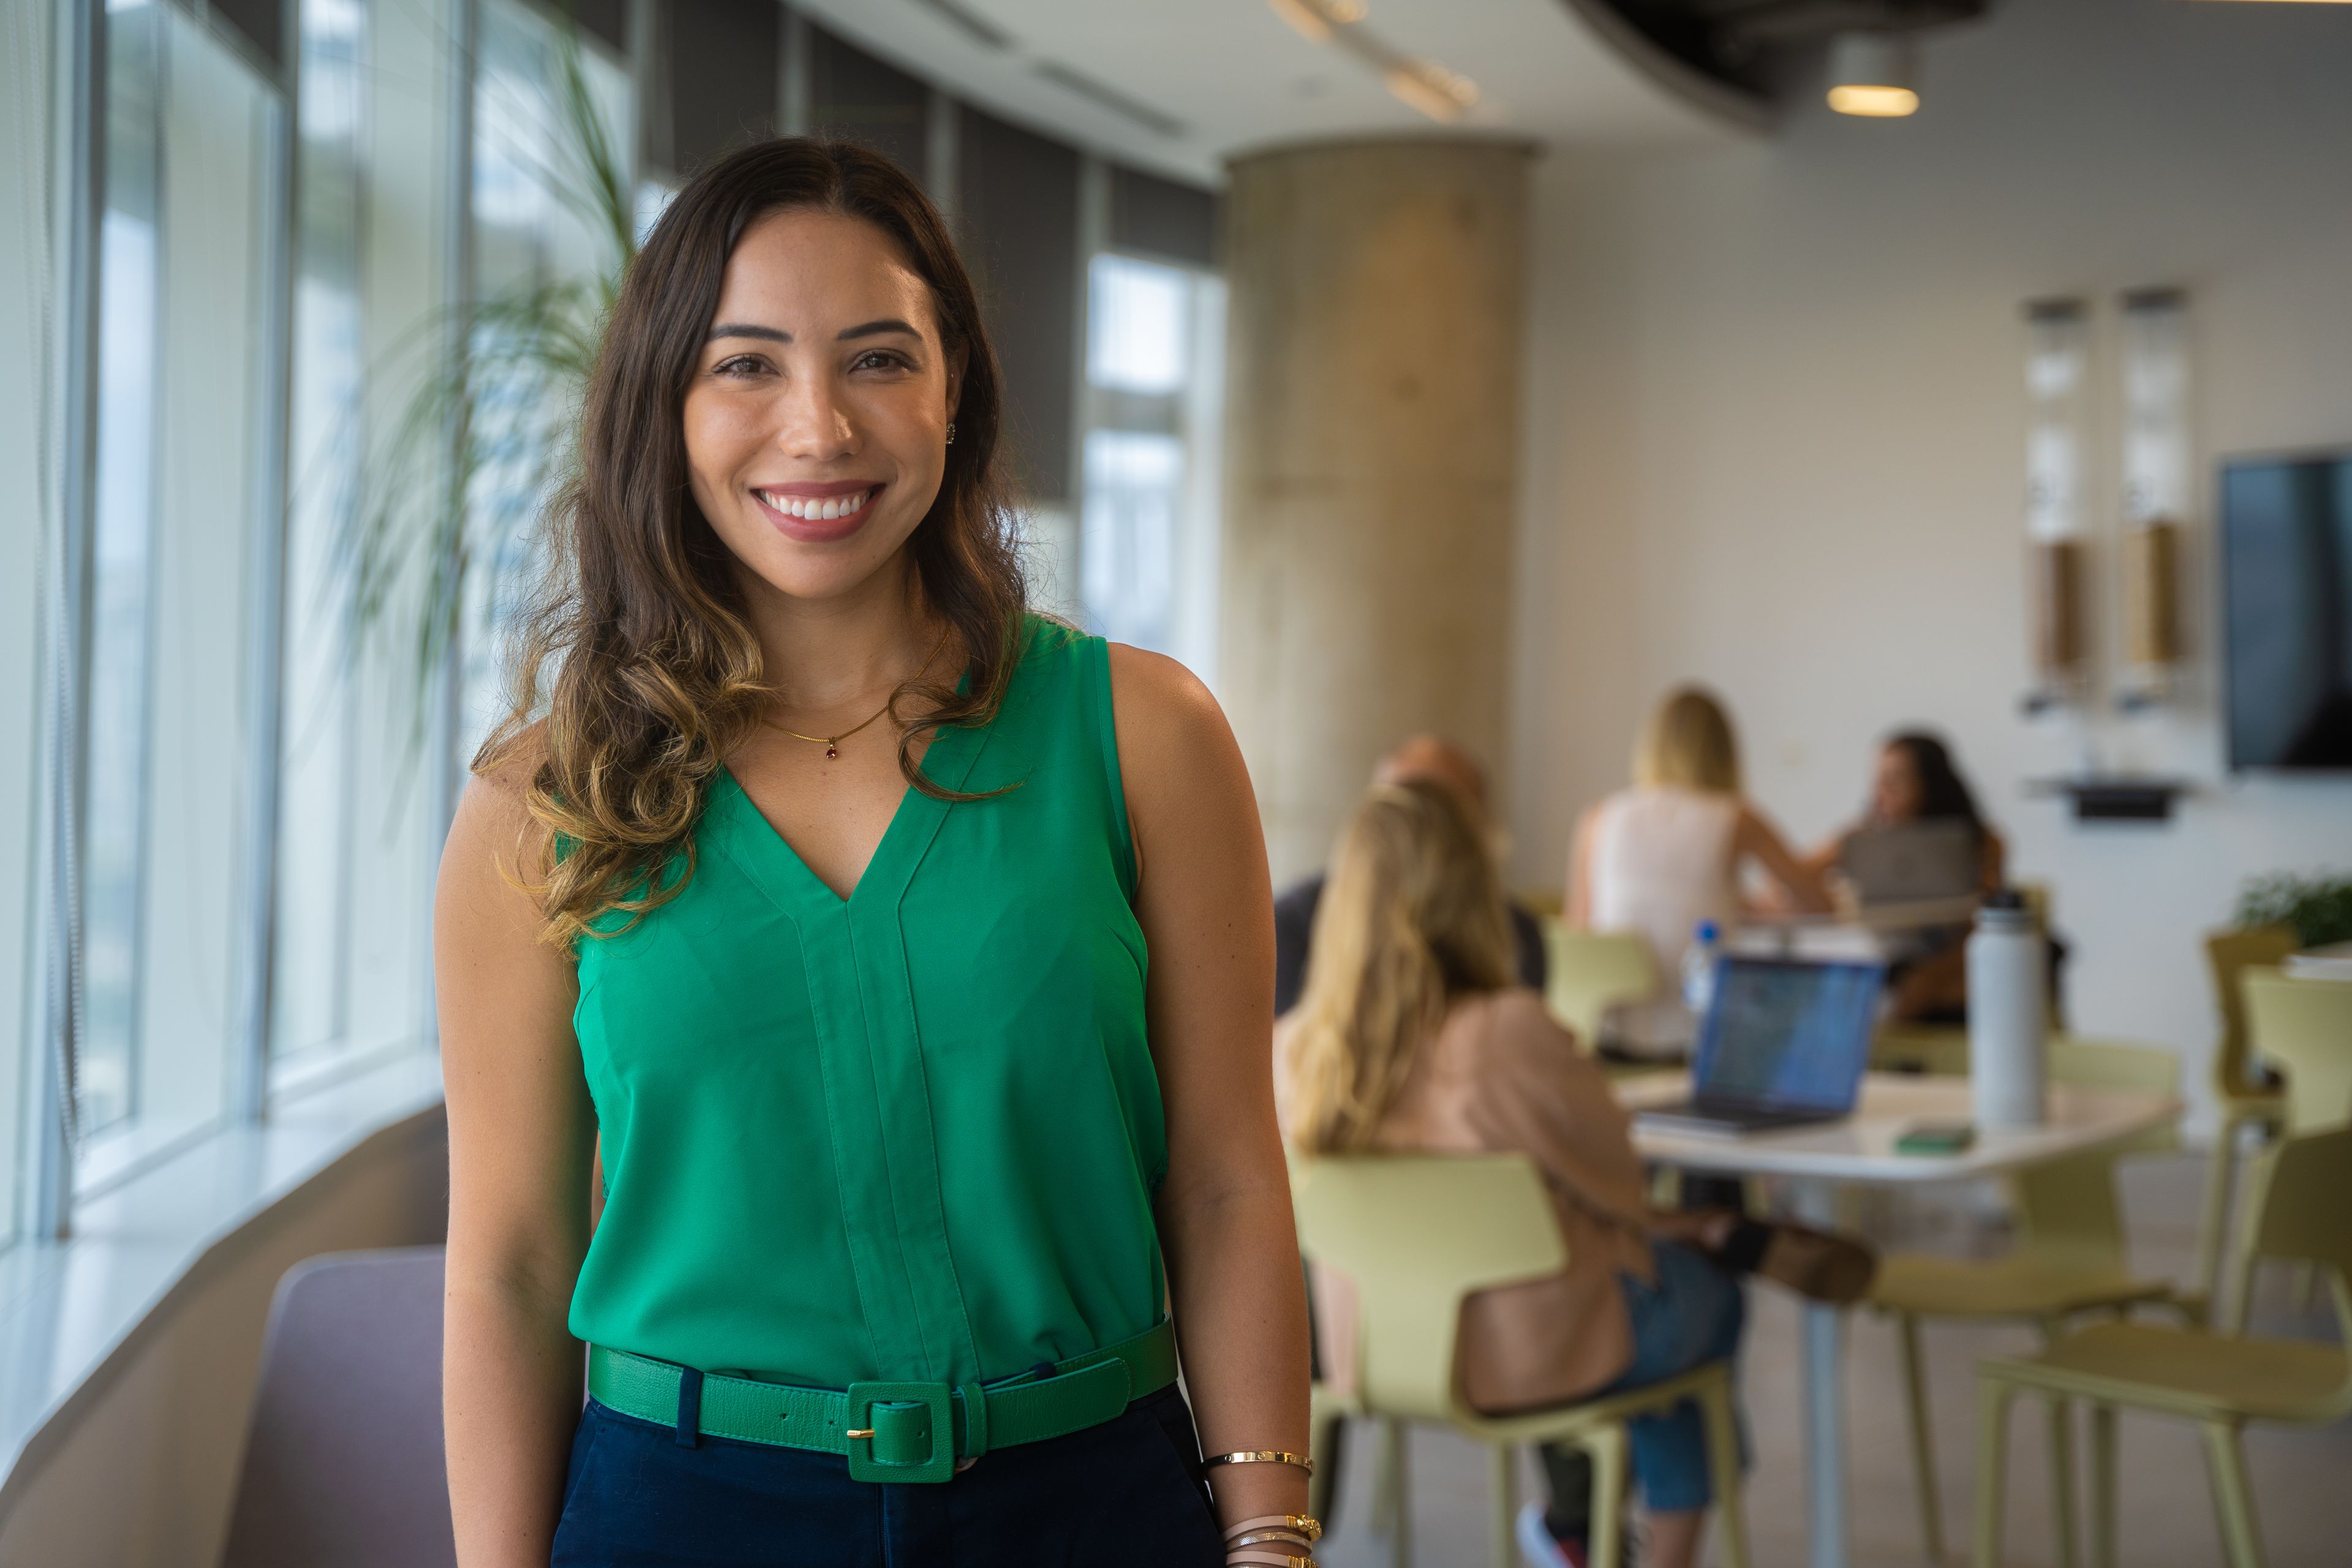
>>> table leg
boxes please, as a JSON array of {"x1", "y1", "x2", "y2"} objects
[{"x1": 1790, "y1": 1179, "x2": 1850, "y2": 1568}]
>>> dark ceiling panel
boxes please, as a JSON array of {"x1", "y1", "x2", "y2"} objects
[
  {"x1": 666, "y1": 0, "x2": 780, "y2": 174},
  {"x1": 956, "y1": 106, "x2": 1079, "y2": 504},
  {"x1": 1109, "y1": 165, "x2": 1219, "y2": 269}
]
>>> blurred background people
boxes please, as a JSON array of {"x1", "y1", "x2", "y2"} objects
[
  {"x1": 1569, "y1": 687, "x2": 1829, "y2": 1050},
  {"x1": 1805, "y1": 730, "x2": 2009, "y2": 1022},
  {"x1": 1280, "y1": 780, "x2": 1871, "y2": 1568},
  {"x1": 1273, "y1": 734, "x2": 1545, "y2": 1017}
]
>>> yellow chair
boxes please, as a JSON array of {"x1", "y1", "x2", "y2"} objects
[
  {"x1": 2193, "y1": 928, "x2": 2301, "y2": 1308},
  {"x1": 1868, "y1": 1037, "x2": 2186, "y2": 1567},
  {"x1": 2230, "y1": 967, "x2": 2352, "y2": 1329},
  {"x1": 2240, "y1": 967, "x2": 2352, "y2": 1138},
  {"x1": 1972, "y1": 1125, "x2": 2352, "y2": 1568},
  {"x1": 1292, "y1": 1154, "x2": 1749, "y2": 1568},
  {"x1": 1541, "y1": 922, "x2": 1659, "y2": 1052}
]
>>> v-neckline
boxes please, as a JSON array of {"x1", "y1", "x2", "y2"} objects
[{"x1": 712, "y1": 714, "x2": 985, "y2": 914}]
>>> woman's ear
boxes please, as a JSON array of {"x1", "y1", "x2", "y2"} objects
[{"x1": 945, "y1": 347, "x2": 967, "y2": 426}]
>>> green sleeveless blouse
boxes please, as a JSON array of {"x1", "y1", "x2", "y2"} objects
[{"x1": 568, "y1": 618, "x2": 1166, "y2": 1390}]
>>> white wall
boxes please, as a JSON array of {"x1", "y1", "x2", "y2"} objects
[{"x1": 1508, "y1": 0, "x2": 2352, "y2": 1129}]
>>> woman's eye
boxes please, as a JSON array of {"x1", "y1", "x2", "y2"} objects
[
  {"x1": 851, "y1": 350, "x2": 911, "y2": 373},
  {"x1": 713, "y1": 355, "x2": 768, "y2": 378}
]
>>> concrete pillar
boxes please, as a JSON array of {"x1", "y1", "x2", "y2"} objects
[{"x1": 1219, "y1": 138, "x2": 1532, "y2": 882}]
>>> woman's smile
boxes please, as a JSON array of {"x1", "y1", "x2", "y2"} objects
[{"x1": 752, "y1": 480, "x2": 884, "y2": 543}]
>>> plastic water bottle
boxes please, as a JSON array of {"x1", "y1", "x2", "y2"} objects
[
  {"x1": 1681, "y1": 920, "x2": 1722, "y2": 1020},
  {"x1": 1969, "y1": 891, "x2": 2047, "y2": 1128}
]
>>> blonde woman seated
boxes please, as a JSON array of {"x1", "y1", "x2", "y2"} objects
[
  {"x1": 1280, "y1": 782, "x2": 1870, "y2": 1568},
  {"x1": 1569, "y1": 686, "x2": 1829, "y2": 1050}
]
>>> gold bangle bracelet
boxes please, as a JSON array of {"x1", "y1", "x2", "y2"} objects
[
  {"x1": 1223, "y1": 1514, "x2": 1324, "y2": 1544},
  {"x1": 1201, "y1": 1450, "x2": 1314, "y2": 1474},
  {"x1": 1229, "y1": 1531, "x2": 1313, "y2": 1550}
]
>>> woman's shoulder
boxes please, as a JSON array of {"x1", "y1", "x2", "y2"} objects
[{"x1": 1449, "y1": 987, "x2": 1577, "y2": 1063}]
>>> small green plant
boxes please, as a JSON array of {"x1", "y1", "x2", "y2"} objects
[{"x1": 2233, "y1": 872, "x2": 2352, "y2": 949}]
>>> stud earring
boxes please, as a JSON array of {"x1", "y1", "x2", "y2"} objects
[{"x1": 946, "y1": 422, "x2": 956, "y2": 445}]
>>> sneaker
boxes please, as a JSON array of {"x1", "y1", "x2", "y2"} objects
[{"x1": 1516, "y1": 1501, "x2": 1589, "y2": 1568}]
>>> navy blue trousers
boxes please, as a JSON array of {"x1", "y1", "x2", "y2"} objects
[{"x1": 549, "y1": 1384, "x2": 1225, "y2": 1566}]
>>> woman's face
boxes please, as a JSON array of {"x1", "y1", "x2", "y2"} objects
[
  {"x1": 1872, "y1": 744, "x2": 1924, "y2": 823},
  {"x1": 682, "y1": 209, "x2": 961, "y2": 605}
]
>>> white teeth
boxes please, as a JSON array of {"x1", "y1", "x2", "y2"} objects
[{"x1": 763, "y1": 488, "x2": 869, "y2": 521}]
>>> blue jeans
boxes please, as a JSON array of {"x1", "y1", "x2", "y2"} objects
[
  {"x1": 1541, "y1": 1240, "x2": 1746, "y2": 1518},
  {"x1": 549, "y1": 1384, "x2": 1224, "y2": 1566}
]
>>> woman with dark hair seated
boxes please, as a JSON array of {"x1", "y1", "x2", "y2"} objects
[
  {"x1": 1279, "y1": 781, "x2": 1873, "y2": 1568},
  {"x1": 1804, "y1": 730, "x2": 2008, "y2": 1021}
]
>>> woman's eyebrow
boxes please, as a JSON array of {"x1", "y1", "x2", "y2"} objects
[
  {"x1": 837, "y1": 318, "x2": 920, "y2": 341},
  {"x1": 708, "y1": 323, "x2": 789, "y2": 343}
]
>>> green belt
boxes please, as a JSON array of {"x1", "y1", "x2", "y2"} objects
[{"x1": 586, "y1": 1318, "x2": 1178, "y2": 1484}]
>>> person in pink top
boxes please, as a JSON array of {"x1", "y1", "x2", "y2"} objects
[{"x1": 1281, "y1": 781, "x2": 1871, "y2": 1568}]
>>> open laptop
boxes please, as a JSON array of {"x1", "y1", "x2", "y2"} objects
[
  {"x1": 1634, "y1": 956, "x2": 1885, "y2": 1136},
  {"x1": 1841, "y1": 821, "x2": 1980, "y2": 907}
]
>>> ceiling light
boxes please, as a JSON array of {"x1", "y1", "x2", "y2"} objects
[
  {"x1": 1826, "y1": 31, "x2": 1920, "y2": 118},
  {"x1": 1382, "y1": 61, "x2": 1478, "y2": 123},
  {"x1": 1267, "y1": 0, "x2": 1364, "y2": 43}
]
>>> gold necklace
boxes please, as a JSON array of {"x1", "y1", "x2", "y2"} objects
[{"x1": 763, "y1": 627, "x2": 950, "y2": 760}]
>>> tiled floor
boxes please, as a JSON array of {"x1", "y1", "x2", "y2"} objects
[{"x1": 1311, "y1": 1153, "x2": 2351, "y2": 1567}]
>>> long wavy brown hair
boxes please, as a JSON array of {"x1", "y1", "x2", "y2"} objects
[{"x1": 477, "y1": 139, "x2": 1027, "y2": 946}]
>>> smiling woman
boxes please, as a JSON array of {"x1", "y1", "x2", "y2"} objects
[{"x1": 436, "y1": 140, "x2": 1310, "y2": 1568}]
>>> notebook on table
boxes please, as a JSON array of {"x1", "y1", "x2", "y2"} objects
[{"x1": 1633, "y1": 956, "x2": 1886, "y2": 1137}]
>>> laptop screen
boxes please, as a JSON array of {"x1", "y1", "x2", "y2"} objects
[{"x1": 1692, "y1": 957, "x2": 1885, "y2": 1113}]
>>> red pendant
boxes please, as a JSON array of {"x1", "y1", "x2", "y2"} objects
[{"x1": 824, "y1": 744, "x2": 839, "y2": 760}]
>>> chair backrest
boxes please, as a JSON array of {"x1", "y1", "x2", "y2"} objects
[
  {"x1": 2242, "y1": 968, "x2": 2352, "y2": 1137},
  {"x1": 1543, "y1": 922, "x2": 1658, "y2": 1050},
  {"x1": 220, "y1": 1247, "x2": 456, "y2": 1568},
  {"x1": 1292, "y1": 1154, "x2": 1564, "y2": 1423},
  {"x1": 2234, "y1": 1127, "x2": 2352, "y2": 1415},
  {"x1": 2011, "y1": 1038, "x2": 2179, "y2": 1271},
  {"x1": 2206, "y1": 926, "x2": 2301, "y2": 1098}
]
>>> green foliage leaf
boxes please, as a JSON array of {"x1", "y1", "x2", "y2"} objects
[
  {"x1": 2233, "y1": 871, "x2": 2352, "y2": 949},
  {"x1": 331, "y1": 26, "x2": 637, "y2": 784}
]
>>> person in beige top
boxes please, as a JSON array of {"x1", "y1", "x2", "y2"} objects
[
  {"x1": 1569, "y1": 686, "x2": 1830, "y2": 1050},
  {"x1": 1280, "y1": 781, "x2": 1871, "y2": 1568}
]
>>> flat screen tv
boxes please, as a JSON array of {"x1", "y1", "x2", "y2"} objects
[{"x1": 2221, "y1": 451, "x2": 2352, "y2": 769}]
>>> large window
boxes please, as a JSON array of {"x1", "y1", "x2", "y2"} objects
[
  {"x1": 74, "y1": 0, "x2": 285, "y2": 1185},
  {"x1": 270, "y1": 0, "x2": 368, "y2": 1069},
  {"x1": 1079, "y1": 252, "x2": 1226, "y2": 683},
  {"x1": 81, "y1": 0, "x2": 168, "y2": 1138},
  {"x1": 458, "y1": 0, "x2": 633, "y2": 763}
]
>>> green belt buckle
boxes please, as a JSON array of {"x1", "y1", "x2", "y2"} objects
[{"x1": 843, "y1": 1382, "x2": 956, "y2": 1483}]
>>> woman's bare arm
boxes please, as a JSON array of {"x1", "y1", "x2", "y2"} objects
[
  {"x1": 1735, "y1": 802, "x2": 1833, "y2": 913},
  {"x1": 1110, "y1": 645, "x2": 1312, "y2": 1531},
  {"x1": 437, "y1": 763, "x2": 598, "y2": 1568},
  {"x1": 1980, "y1": 828, "x2": 2008, "y2": 893},
  {"x1": 1566, "y1": 807, "x2": 1598, "y2": 928}
]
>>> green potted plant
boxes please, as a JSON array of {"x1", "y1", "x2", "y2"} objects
[
  {"x1": 334, "y1": 31, "x2": 635, "y2": 766},
  {"x1": 2232, "y1": 871, "x2": 2352, "y2": 949}
]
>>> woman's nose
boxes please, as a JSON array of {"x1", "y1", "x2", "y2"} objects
[{"x1": 774, "y1": 371, "x2": 856, "y2": 461}]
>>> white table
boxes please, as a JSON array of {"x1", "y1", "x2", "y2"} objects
[{"x1": 1616, "y1": 1072, "x2": 2182, "y2": 1568}]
